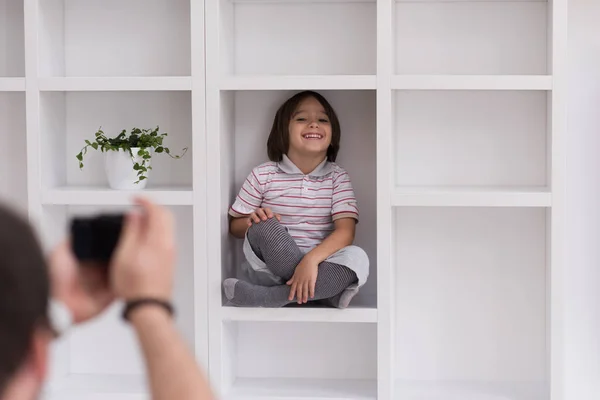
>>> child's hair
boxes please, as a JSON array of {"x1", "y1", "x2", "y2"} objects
[{"x1": 267, "y1": 91, "x2": 341, "y2": 162}]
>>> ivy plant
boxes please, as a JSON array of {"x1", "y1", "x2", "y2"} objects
[{"x1": 77, "y1": 126, "x2": 187, "y2": 184}]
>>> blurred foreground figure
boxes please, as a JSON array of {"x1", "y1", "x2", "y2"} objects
[{"x1": 0, "y1": 198, "x2": 215, "y2": 400}]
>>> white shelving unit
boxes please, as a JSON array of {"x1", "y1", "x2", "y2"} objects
[
  {"x1": 0, "y1": 0, "x2": 206, "y2": 399},
  {"x1": 0, "y1": 0, "x2": 566, "y2": 399},
  {"x1": 0, "y1": 0, "x2": 26, "y2": 214}
]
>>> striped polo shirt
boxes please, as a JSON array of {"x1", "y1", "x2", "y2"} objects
[{"x1": 229, "y1": 155, "x2": 359, "y2": 250}]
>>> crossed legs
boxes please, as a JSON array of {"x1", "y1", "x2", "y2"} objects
[{"x1": 223, "y1": 218, "x2": 357, "y2": 307}]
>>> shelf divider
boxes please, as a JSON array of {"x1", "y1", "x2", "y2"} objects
[
  {"x1": 0, "y1": 78, "x2": 26, "y2": 92},
  {"x1": 41, "y1": 187, "x2": 193, "y2": 206},
  {"x1": 392, "y1": 186, "x2": 552, "y2": 207},
  {"x1": 221, "y1": 305, "x2": 377, "y2": 324},
  {"x1": 392, "y1": 75, "x2": 552, "y2": 91},
  {"x1": 38, "y1": 77, "x2": 192, "y2": 92},
  {"x1": 220, "y1": 75, "x2": 377, "y2": 91}
]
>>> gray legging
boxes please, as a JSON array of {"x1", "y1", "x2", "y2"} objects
[{"x1": 223, "y1": 218, "x2": 357, "y2": 307}]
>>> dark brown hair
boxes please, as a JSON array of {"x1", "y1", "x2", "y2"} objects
[
  {"x1": 0, "y1": 203, "x2": 49, "y2": 393},
  {"x1": 267, "y1": 91, "x2": 341, "y2": 162}
]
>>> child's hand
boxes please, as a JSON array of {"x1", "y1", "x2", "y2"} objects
[
  {"x1": 248, "y1": 207, "x2": 281, "y2": 226},
  {"x1": 286, "y1": 257, "x2": 318, "y2": 304}
]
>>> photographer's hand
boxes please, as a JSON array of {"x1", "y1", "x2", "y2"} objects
[
  {"x1": 110, "y1": 197, "x2": 215, "y2": 400},
  {"x1": 48, "y1": 241, "x2": 115, "y2": 325},
  {"x1": 110, "y1": 197, "x2": 175, "y2": 301}
]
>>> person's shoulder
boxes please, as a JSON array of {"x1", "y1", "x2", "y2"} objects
[
  {"x1": 247, "y1": 161, "x2": 279, "y2": 181},
  {"x1": 329, "y1": 162, "x2": 350, "y2": 177},
  {"x1": 248, "y1": 161, "x2": 278, "y2": 173}
]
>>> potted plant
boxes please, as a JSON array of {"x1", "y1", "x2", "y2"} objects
[{"x1": 76, "y1": 126, "x2": 187, "y2": 190}]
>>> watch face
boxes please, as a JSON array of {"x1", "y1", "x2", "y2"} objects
[{"x1": 49, "y1": 299, "x2": 73, "y2": 335}]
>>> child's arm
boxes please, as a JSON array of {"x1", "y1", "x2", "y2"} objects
[
  {"x1": 228, "y1": 167, "x2": 268, "y2": 239},
  {"x1": 303, "y1": 217, "x2": 356, "y2": 264},
  {"x1": 230, "y1": 207, "x2": 281, "y2": 239},
  {"x1": 229, "y1": 216, "x2": 250, "y2": 239}
]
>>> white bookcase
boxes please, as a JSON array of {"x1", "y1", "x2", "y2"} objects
[{"x1": 0, "y1": 0, "x2": 566, "y2": 399}]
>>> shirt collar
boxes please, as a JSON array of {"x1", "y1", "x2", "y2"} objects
[{"x1": 278, "y1": 154, "x2": 334, "y2": 177}]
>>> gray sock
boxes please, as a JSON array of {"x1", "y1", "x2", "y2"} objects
[{"x1": 223, "y1": 261, "x2": 358, "y2": 307}]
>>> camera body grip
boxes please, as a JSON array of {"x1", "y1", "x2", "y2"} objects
[{"x1": 70, "y1": 214, "x2": 124, "y2": 264}]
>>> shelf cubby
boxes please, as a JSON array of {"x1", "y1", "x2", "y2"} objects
[
  {"x1": 41, "y1": 204, "x2": 196, "y2": 400},
  {"x1": 394, "y1": 0, "x2": 549, "y2": 76},
  {"x1": 213, "y1": 0, "x2": 376, "y2": 78},
  {"x1": 38, "y1": 0, "x2": 191, "y2": 78},
  {"x1": 393, "y1": 90, "x2": 549, "y2": 202},
  {"x1": 0, "y1": 92, "x2": 27, "y2": 213},
  {"x1": 0, "y1": 0, "x2": 24, "y2": 78},
  {"x1": 38, "y1": 91, "x2": 193, "y2": 200},
  {"x1": 219, "y1": 321, "x2": 377, "y2": 400},
  {"x1": 212, "y1": 89, "x2": 378, "y2": 310},
  {"x1": 393, "y1": 207, "x2": 548, "y2": 400}
]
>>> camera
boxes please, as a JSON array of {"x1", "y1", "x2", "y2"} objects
[{"x1": 70, "y1": 214, "x2": 124, "y2": 264}]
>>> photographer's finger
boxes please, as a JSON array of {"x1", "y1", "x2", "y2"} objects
[
  {"x1": 265, "y1": 208, "x2": 274, "y2": 218},
  {"x1": 136, "y1": 197, "x2": 174, "y2": 245},
  {"x1": 250, "y1": 213, "x2": 261, "y2": 224},
  {"x1": 115, "y1": 211, "x2": 142, "y2": 254}
]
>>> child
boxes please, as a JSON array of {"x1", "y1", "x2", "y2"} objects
[{"x1": 223, "y1": 91, "x2": 369, "y2": 308}]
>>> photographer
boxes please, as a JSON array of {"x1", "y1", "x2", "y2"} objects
[{"x1": 0, "y1": 197, "x2": 215, "y2": 400}]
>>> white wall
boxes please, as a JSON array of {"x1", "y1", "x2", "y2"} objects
[{"x1": 566, "y1": 0, "x2": 600, "y2": 398}]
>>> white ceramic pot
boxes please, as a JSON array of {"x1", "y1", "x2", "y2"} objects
[{"x1": 104, "y1": 147, "x2": 151, "y2": 190}]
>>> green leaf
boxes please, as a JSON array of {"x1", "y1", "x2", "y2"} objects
[
  {"x1": 133, "y1": 163, "x2": 140, "y2": 170},
  {"x1": 91, "y1": 143, "x2": 98, "y2": 150},
  {"x1": 165, "y1": 148, "x2": 170, "y2": 154},
  {"x1": 79, "y1": 162, "x2": 83, "y2": 169},
  {"x1": 138, "y1": 176, "x2": 146, "y2": 181},
  {"x1": 155, "y1": 146, "x2": 164, "y2": 153},
  {"x1": 76, "y1": 152, "x2": 83, "y2": 161}
]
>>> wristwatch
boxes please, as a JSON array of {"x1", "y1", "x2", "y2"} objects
[{"x1": 48, "y1": 298, "x2": 73, "y2": 337}]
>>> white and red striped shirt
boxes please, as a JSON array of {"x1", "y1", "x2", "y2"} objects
[{"x1": 229, "y1": 155, "x2": 359, "y2": 250}]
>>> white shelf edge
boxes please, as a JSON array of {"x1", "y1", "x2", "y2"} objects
[
  {"x1": 0, "y1": 78, "x2": 26, "y2": 92},
  {"x1": 41, "y1": 188, "x2": 193, "y2": 206},
  {"x1": 232, "y1": 0, "x2": 545, "y2": 2},
  {"x1": 395, "y1": 380, "x2": 548, "y2": 400},
  {"x1": 391, "y1": 187, "x2": 552, "y2": 207},
  {"x1": 392, "y1": 75, "x2": 553, "y2": 91},
  {"x1": 42, "y1": 373, "x2": 147, "y2": 400},
  {"x1": 231, "y1": 0, "x2": 374, "y2": 4},
  {"x1": 226, "y1": 378, "x2": 377, "y2": 400},
  {"x1": 221, "y1": 305, "x2": 377, "y2": 323},
  {"x1": 220, "y1": 75, "x2": 377, "y2": 91},
  {"x1": 38, "y1": 77, "x2": 192, "y2": 92}
]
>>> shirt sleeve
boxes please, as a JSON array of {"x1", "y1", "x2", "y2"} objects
[
  {"x1": 229, "y1": 168, "x2": 264, "y2": 218},
  {"x1": 331, "y1": 168, "x2": 359, "y2": 223}
]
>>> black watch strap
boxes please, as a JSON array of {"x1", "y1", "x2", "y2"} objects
[{"x1": 122, "y1": 298, "x2": 174, "y2": 321}]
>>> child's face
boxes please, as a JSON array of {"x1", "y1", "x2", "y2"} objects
[{"x1": 287, "y1": 96, "x2": 332, "y2": 159}]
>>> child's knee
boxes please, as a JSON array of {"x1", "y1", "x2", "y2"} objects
[
  {"x1": 247, "y1": 217, "x2": 284, "y2": 238},
  {"x1": 346, "y1": 245, "x2": 370, "y2": 268}
]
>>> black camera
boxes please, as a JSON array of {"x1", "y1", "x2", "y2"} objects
[{"x1": 70, "y1": 214, "x2": 125, "y2": 263}]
